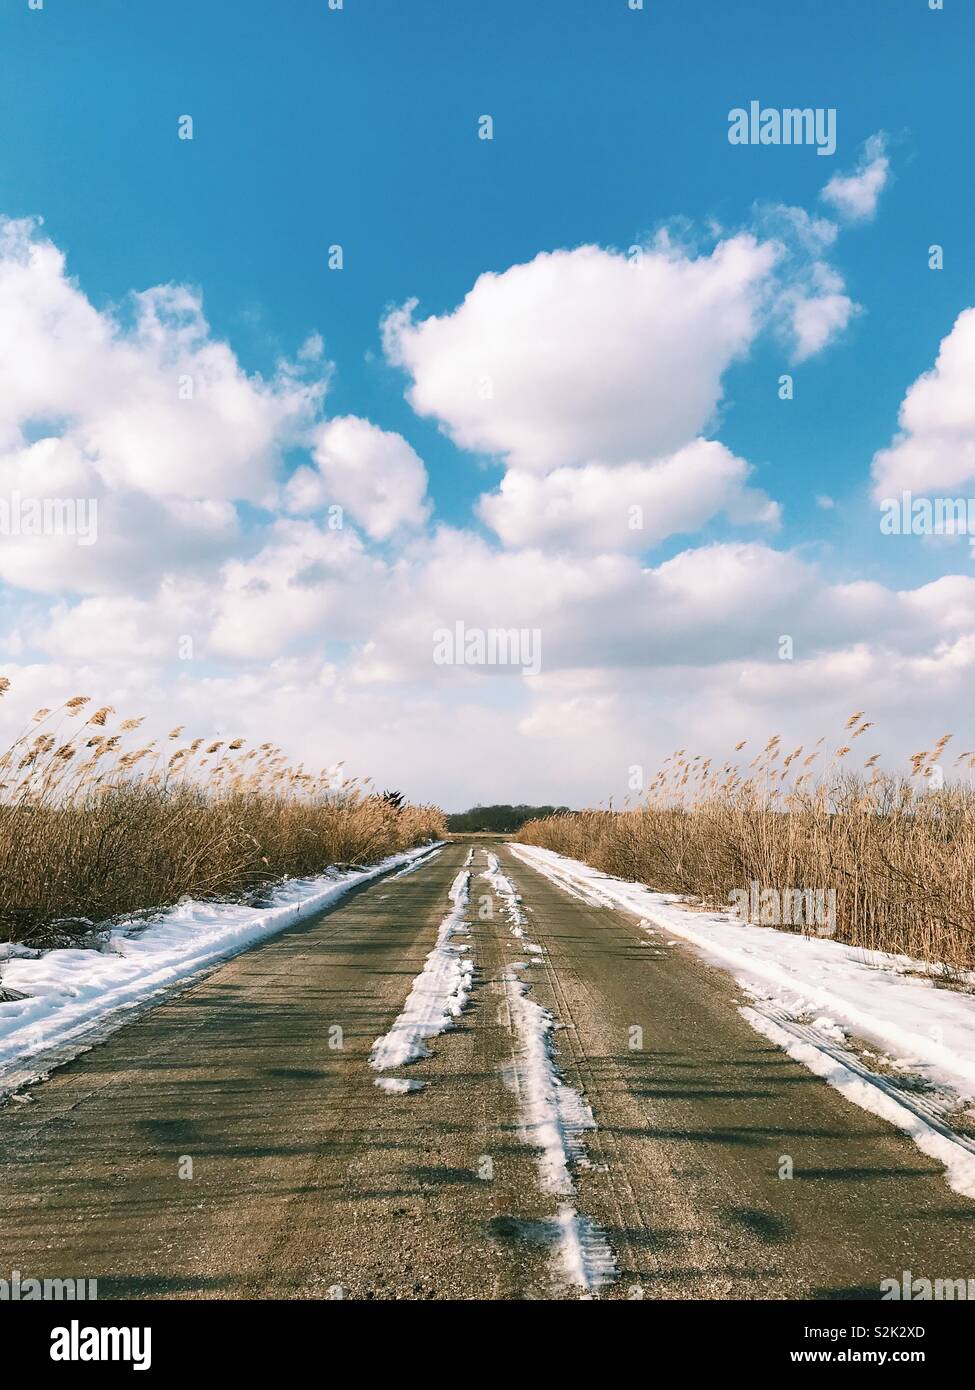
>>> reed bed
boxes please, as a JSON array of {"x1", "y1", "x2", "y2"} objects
[
  {"x1": 0, "y1": 677, "x2": 445, "y2": 946},
  {"x1": 517, "y1": 715, "x2": 975, "y2": 971}
]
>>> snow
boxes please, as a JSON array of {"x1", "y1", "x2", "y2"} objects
[
  {"x1": 503, "y1": 970, "x2": 594, "y2": 1192},
  {"x1": 554, "y1": 1202, "x2": 618, "y2": 1295},
  {"x1": 503, "y1": 968, "x2": 616, "y2": 1292},
  {"x1": 0, "y1": 841, "x2": 443, "y2": 1100},
  {"x1": 509, "y1": 843, "x2": 975, "y2": 1100},
  {"x1": 488, "y1": 847, "x2": 615, "y2": 1292},
  {"x1": 482, "y1": 852, "x2": 531, "y2": 941},
  {"x1": 509, "y1": 841, "x2": 975, "y2": 1199},
  {"x1": 742, "y1": 1007, "x2": 975, "y2": 1199},
  {"x1": 388, "y1": 845, "x2": 444, "y2": 879},
  {"x1": 370, "y1": 868, "x2": 473, "y2": 1074}
]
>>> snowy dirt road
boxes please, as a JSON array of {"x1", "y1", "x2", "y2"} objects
[{"x1": 1, "y1": 842, "x2": 973, "y2": 1300}]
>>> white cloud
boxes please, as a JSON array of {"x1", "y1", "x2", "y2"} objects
[
  {"x1": 38, "y1": 589, "x2": 193, "y2": 663},
  {"x1": 208, "y1": 519, "x2": 385, "y2": 661},
  {"x1": 0, "y1": 436, "x2": 241, "y2": 596},
  {"x1": 477, "y1": 440, "x2": 779, "y2": 552},
  {"x1": 0, "y1": 216, "x2": 326, "y2": 595},
  {"x1": 10, "y1": 545, "x2": 975, "y2": 806},
  {"x1": 785, "y1": 261, "x2": 859, "y2": 362},
  {"x1": 0, "y1": 220, "x2": 323, "y2": 504},
  {"x1": 283, "y1": 464, "x2": 330, "y2": 516},
  {"x1": 6, "y1": 174, "x2": 965, "y2": 810},
  {"x1": 309, "y1": 415, "x2": 430, "y2": 540},
  {"x1": 822, "y1": 133, "x2": 890, "y2": 224},
  {"x1": 872, "y1": 308, "x2": 975, "y2": 499},
  {"x1": 383, "y1": 236, "x2": 778, "y2": 472},
  {"x1": 0, "y1": 218, "x2": 435, "y2": 608}
]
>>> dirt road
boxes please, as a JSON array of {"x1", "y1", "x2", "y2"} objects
[{"x1": 1, "y1": 842, "x2": 972, "y2": 1299}]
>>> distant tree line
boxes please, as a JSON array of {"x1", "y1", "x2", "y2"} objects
[{"x1": 446, "y1": 804, "x2": 571, "y2": 833}]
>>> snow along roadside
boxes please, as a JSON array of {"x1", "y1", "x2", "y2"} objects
[
  {"x1": 486, "y1": 855, "x2": 616, "y2": 1293},
  {"x1": 509, "y1": 842, "x2": 975, "y2": 1199},
  {"x1": 0, "y1": 841, "x2": 444, "y2": 1101},
  {"x1": 370, "y1": 867, "x2": 473, "y2": 1077}
]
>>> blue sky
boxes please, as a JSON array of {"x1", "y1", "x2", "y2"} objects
[
  {"x1": 1, "y1": 0, "x2": 974, "y2": 806},
  {"x1": 3, "y1": 0, "x2": 970, "y2": 562}
]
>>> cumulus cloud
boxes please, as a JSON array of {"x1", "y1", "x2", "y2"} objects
[
  {"x1": 822, "y1": 133, "x2": 890, "y2": 223},
  {"x1": 301, "y1": 531, "x2": 975, "y2": 684},
  {"x1": 0, "y1": 216, "x2": 327, "y2": 595},
  {"x1": 383, "y1": 236, "x2": 778, "y2": 472},
  {"x1": 782, "y1": 261, "x2": 859, "y2": 363},
  {"x1": 872, "y1": 308, "x2": 975, "y2": 499},
  {"x1": 477, "y1": 440, "x2": 780, "y2": 552},
  {"x1": 0, "y1": 436, "x2": 241, "y2": 596},
  {"x1": 306, "y1": 415, "x2": 430, "y2": 540},
  {"x1": 7, "y1": 171, "x2": 966, "y2": 808},
  {"x1": 37, "y1": 586, "x2": 201, "y2": 663},
  {"x1": 11, "y1": 525, "x2": 975, "y2": 805},
  {"x1": 0, "y1": 219, "x2": 323, "y2": 503},
  {"x1": 208, "y1": 519, "x2": 386, "y2": 661}
]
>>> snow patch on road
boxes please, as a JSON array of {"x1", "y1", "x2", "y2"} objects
[
  {"x1": 503, "y1": 967, "x2": 616, "y2": 1293},
  {"x1": 486, "y1": 849, "x2": 615, "y2": 1291},
  {"x1": 370, "y1": 869, "x2": 473, "y2": 1073},
  {"x1": 0, "y1": 842, "x2": 444, "y2": 1101},
  {"x1": 375, "y1": 1076, "x2": 426, "y2": 1095},
  {"x1": 482, "y1": 852, "x2": 536, "y2": 950},
  {"x1": 555, "y1": 1202, "x2": 618, "y2": 1294},
  {"x1": 504, "y1": 971, "x2": 595, "y2": 1191}
]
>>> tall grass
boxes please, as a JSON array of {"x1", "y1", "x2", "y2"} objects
[
  {"x1": 517, "y1": 716, "x2": 975, "y2": 970},
  {"x1": 0, "y1": 678, "x2": 445, "y2": 946}
]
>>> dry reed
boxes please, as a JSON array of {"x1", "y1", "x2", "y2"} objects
[
  {"x1": 0, "y1": 678, "x2": 445, "y2": 945},
  {"x1": 517, "y1": 717, "x2": 975, "y2": 971}
]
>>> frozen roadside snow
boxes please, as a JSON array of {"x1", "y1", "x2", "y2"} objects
[
  {"x1": 510, "y1": 842, "x2": 975, "y2": 1198},
  {"x1": 0, "y1": 841, "x2": 443, "y2": 1100},
  {"x1": 509, "y1": 843, "x2": 975, "y2": 1100},
  {"x1": 370, "y1": 868, "x2": 473, "y2": 1075},
  {"x1": 742, "y1": 1008, "x2": 975, "y2": 1199},
  {"x1": 388, "y1": 845, "x2": 444, "y2": 879}
]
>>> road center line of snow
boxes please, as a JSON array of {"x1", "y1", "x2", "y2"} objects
[
  {"x1": 483, "y1": 851, "x2": 529, "y2": 938},
  {"x1": 486, "y1": 853, "x2": 616, "y2": 1292},
  {"x1": 502, "y1": 967, "x2": 617, "y2": 1292},
  {"x1": 370, "y1": 868, "x2": 473, "y2": 1075}
]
